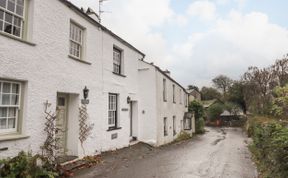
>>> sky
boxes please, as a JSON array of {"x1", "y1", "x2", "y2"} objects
[{"x1": 70, "y1": 0, "x2": 288, "y2": 87}]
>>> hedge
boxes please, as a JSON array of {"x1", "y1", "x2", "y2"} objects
[{"x1": 249, "y1": 120, "x2": 288, "y2": 178}]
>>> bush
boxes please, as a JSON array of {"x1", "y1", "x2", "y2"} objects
[
  {"x1": 248, "y1": 119, "x2": 288, "y2": 178},
  {"x1": 0, "y1": 151, "x2": 58, "y2": 178},
  {"x1": 196, "y1": 117, "x2": 205, "y2": 134},
  {"x1": 207, "y1": 103, "x2": 225, "y2": 121},
  {"x1": 174, "y1": 131, "x2": 192, "y2": 142}
]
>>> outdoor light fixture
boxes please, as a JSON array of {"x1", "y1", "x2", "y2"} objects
[
  {"x1": 127, "y1": 96, "x2": 131, "y2": 104},
  {"x1": 83, "y1": 86, "x2": 89, "y2": 100}
]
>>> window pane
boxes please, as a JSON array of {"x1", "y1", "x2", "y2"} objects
[
  {"x1": 0, "y1": 119, "x2": 6, "y2": 129},
  {"x1": 8, "y1": 118, "x2": 15, "y2": 128},
  {"x1": 5, "y1": 13, "x2": 12, "y2": 23},
  {"x1": 12, "y1": 83, "x2": 19, "y2": 94},
  {"x1": 0, "y1": 0, "x2": 6, "y2": 8},
  {"x1": 0, "y1": 108, "x2": 7, "y2": 117},
  {"x1": 13, "y1": 16, "x2": 20, "y2": 27},
  {"x1": 16, "y1": 4, "x2": 23, "y2": 16},
  {"x1": 13, "y1": 26, "x2": 20, "y2": 36},
  {"x1": 2, "y1": 94, "x2": 10, "y2": 105},
  {"x1": 3, "y1": 82, "x2": 11, "y2": 93},
  {"x1": 4, "y1": 22, "x2": 12, "y2": 34},
  {"x1": 11, "y1": 94, "x2": 18, "y2": 105},
  {"x1": 8, "y1": 108, "x2": 16, "y2": 117},
  {"x1": 0, "y1": 20, "x2": 2, "y2": 31},
  {"x1": 7, "y1": 0, "x2": 15, "y2": 12},
  {"x1": 0, "y1": 10, "x2": 4, "y2": 20},
  {"x1": 16, "y1": 0, "x2": 23, "y2": 5}
]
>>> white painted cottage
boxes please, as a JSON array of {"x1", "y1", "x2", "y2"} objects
[
  {"x1": 0, "y1": 0, "x2": 192, "y2": 160},
  {"x1": 138, "y1": 61, "x2": 192, "y2": 146}
]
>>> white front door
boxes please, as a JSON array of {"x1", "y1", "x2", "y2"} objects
[{"x1": 56, "y1": 94, "x2": 68, "y2": 155}]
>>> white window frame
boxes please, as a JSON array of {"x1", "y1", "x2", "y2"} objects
[
  {"x1": 163, "y1": 78, "x2": 167, "y2": 102},
  {"x1": 173, "y1": 84, "x2": 175, "y2": 103},
  {"x1": 173, "y1": 116, "x2": 176, "y2": 136},
  {"x1": 108, "y1": 93, "x2": 118, "y2": 128},
  {"x1": 0, "y1": 80, "x2": 21, "y2": 134},
  {"x1": 0, "y1": 0, "x2": 25, "y2": 38},
  {"x1": 113, "y1": 47, "x2": 122, "y2": 75},
  {"x1": 164, "y1": 117, "x2": 168, "y2": 136},
  {"x1": 69, "y1": 22, "x2": 83, "y2": 59}
]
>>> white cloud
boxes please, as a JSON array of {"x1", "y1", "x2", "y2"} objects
[
  {"x1": 187, "y1": 1, "x2": 217, "y2": 21},
  {"x1": 172, "y1": 10, "x2": 288, "y2": 87}
]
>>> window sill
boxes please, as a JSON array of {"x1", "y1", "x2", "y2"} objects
[
  {"x1": 184, "y1": 128, "x2": 192, "y2": 131},
  {"x1": 0, "y1": 31, "x2": 36, "y2": 46},
  {"x1": 68, "y1": 55, "x2": 92, "y2": 65},
  {"x1": 0, "y1": 134, "x2": 30, "y2": 142},
  {"x1": 107, "y1": 127, "x2": 122, "y2": 132},
  {"x1": 112, "y1": 72, "x2": 126, "y2": 78}
]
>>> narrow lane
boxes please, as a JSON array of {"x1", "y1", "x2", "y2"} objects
[{"x1": 74, "y1": 127, "x2": 257, "y2": 178}]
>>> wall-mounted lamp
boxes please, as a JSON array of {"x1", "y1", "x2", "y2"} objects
[
  {"x1": 127, "y1": 96, "x2": 131, "y2": 104},
  {"x1": 83, "y1": 86, "x2": 89, "y2": 100}
]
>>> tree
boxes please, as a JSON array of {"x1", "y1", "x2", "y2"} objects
[
  {"x1": 271, "y1": 85, "x2": 288, "y2": 119},
  {"x1": 243, "y1": 66, "x2": 274, "y2": 114},
  {"x1": 200, "y1": 87, "x2": 222, "y2": 100},
  {"x1": 227, "y1": 81, "x2": 247, "y2": 114},
  {"x1": 212, "y1": 75, "x2": 233, "y2": 95},
  {"x1": 272, "y1": 54, "x2": 288, "y2": 87},
  {"x1": 207, "y1": 103, "x2": 225, "y2": 121},
  {"x1": 188, "y1": 100, "x2": 205, "y2": 133},
  {"x1": 189, "y1": 100, "x2": 204, "y2": 119},
  {"x1": 187, "y1": 85, "x2": 199, "y2": 92}
]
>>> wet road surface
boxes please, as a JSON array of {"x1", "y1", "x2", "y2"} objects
[{"x1": 74, "y1": 127, "x2": 257, "y2": 178}]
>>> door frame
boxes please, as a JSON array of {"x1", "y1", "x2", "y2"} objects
[{"x1": 56, "y1": 93, "x2": 69, "y2": 155}]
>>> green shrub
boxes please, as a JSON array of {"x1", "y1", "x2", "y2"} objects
[
  {"x1": 249, "y1": 120, "x2": 288, "y2": 178},
  {"x1": 0, "y1": 151, "x2": 58, "y2": 178},
  {"x1": 174, "y1": 131, "x2": 192, "y2": 142},
  {"x1": 196, "y1": 117, "x2": 205, "y2": 134}
]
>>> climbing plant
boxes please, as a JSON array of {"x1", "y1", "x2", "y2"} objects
[{"x1": 79, "y1": 104, "x2": 94, "y2": 155}]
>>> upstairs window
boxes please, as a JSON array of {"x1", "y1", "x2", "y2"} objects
[
  {"x1": 0, "y1": 80, "x2": 21, "y2": 134},
  {"x1": 0, "y1": 0, "x2": 25, "y2": 38},
  {"x1": 172, "y1": 84, "x2": 175, "y2": 103},
  {"x1": 69, "y1": 22, "x2": 83, "y2": 59},
  {"x1": 180, "y1": 89, "x2": 182, "y2": 104},
  {"x1": 113, "y1": 47, "x2": 122, "y2": 75},
  {"x1": 163, "y1": 79, "x2": 167, "y2": 102}
]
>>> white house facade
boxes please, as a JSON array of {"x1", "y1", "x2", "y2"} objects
[
  {"x1": 138, "y1": 61, "x2": 193, "y2": 146},
  {"x1": 0, "y1": 0, "x2": 190, "y2": 160}
]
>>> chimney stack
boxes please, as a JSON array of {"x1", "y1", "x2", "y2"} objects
[
  {"x1": 86, "y1": 7, "x2": 100, "y2": 23},
  {"x1": 164, "y1": 70, "x2": 171, "y2": 76}
]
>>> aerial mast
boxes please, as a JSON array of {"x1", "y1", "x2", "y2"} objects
[{"x1": 98, "y1": 0, "x2": 109, "y2": 23}]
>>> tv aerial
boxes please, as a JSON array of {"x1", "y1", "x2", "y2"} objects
[{"x1": 99, "y1": 0, "x2": 110, "y2": 23}]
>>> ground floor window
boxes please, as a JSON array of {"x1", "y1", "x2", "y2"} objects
[
  {"x1": 173, "y1": 116, "x2": 176, "y2": 136},
  {"x1": 184, "y1": 112, "x2": 193, "y2": 130},
  {"x1": 108, "y1": 93, "x2": 118, "y2": 129},
  {"x1": 164, "y1": 117, "x2": 168, "y2": 136},
  {"x1": 0, "y1": 80, "x2": 21, "y2": 134}
]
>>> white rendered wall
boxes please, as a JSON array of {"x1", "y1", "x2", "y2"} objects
[{"x1": 0, "y1": 0, "x2": 143, "y2": 158}]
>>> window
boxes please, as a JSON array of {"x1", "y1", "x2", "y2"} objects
[
  {"x1": 69, "y1": 22, "x2": 83, "y2": 59},
  {"x1": 184, "y1": 112, "x2": 193, "y2": 130},
  {"x1": 180, "y1": 89, "x2": 182, "y2": 104},
  {"x1": 172, "y1": 84, "x2": 175, "y2": 103},
  {"x1": 163, "y1": 78, "x2": 167, "y2": 102},
  {"x1": 173, "y1": 116, "x2": 176, "y2": 136},
  {"x1": 108, "y1": 93, "x2": 118, "y2": 129},
  {"x1": 164, "y1": 117, "x2": 168, "y2": 136},
  {"x1": 185, "y1": 93, "x2": 188, "y2": 107},
  {"x1": 0, "y1": 80, "x2": 21, "y2": 134},
  {"x1": 113, "y1": 47, "x2": 122, "y2": 74},
  {"x1": 0, "y1": 0, "x2": 25, "y2": 38}
]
